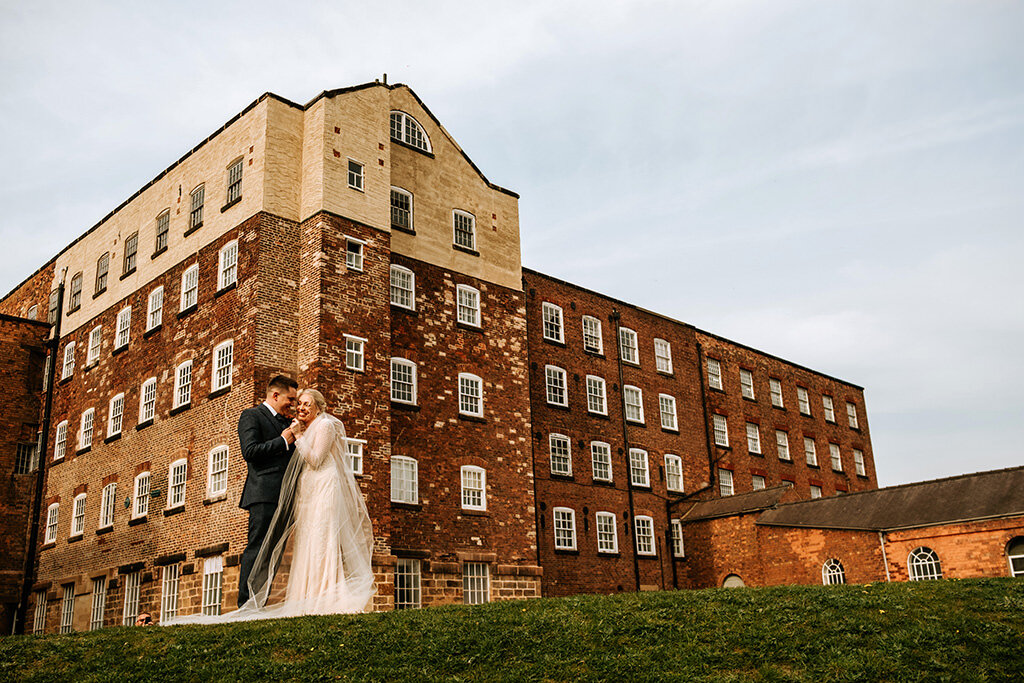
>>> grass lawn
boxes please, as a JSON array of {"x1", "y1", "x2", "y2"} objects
[{"x1": 2, "y1": 578, "x2": 1022, "y2": 682}]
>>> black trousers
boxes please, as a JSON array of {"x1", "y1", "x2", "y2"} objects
[{"x1": 238, "y1": 502, "x2": 276, "y2": 607}]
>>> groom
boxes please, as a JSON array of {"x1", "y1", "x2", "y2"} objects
[{"x1": 237, "y1": 374, "x2": 299, "y2": 606}]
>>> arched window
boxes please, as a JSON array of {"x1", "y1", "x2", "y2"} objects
[
  {"x1": 389, "y1": 111, "x2": 431, "y2": 152},
  {"x1": 722, "y1": 574, "x2": 745, "y2": 588},
  {"x1": 908, "y1": 547, "x2": 942, "y2": 581},
  {"x1": 822, "y1": 558, "x2": 845, "y2": 585},
  {"x1": 1007, "y1": 537, "x2": 1024, "y2": 577}
]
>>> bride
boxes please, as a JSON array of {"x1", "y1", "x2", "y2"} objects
[{"x1": 164, "y1": 389, "x2": 375, "y2": 624}]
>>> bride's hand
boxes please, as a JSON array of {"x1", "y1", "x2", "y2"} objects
[{"x1": 289, "y1": 418, "x2": 304, "y2": 435}]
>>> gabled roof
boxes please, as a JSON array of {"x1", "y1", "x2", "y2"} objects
[
  {"x1": 757, "y1": 466, "x2": 1024, "y2": 531},
  {"x1": 678, "y1": 485, "x2": 792, "y2": 522}
]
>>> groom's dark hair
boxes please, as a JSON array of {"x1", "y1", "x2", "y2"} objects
[{"x1": 267, "y1": 375, "x2": 299, "y2": 394}]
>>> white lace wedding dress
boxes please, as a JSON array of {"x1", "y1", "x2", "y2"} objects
[{"x1": 163, "y1": 413, "x2": 375, "y2": 624}]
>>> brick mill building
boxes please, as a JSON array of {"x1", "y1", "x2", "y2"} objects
[{"x1": 0, "y1": 81, "x2": 1018, "y2": 634}]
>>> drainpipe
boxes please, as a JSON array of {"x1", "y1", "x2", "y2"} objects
[
  {"x1": 14, "y1": 276, "x2": 64, "y2": 634},
  {"x1": 878, "y1": 531, "x2": 891, "y2": 582},
  {"x1": 610, "y1": 309, "x2": 641, "y2": 593},
  {"x1": 695, "y1": 341, "x2": 717, "y2": 491}
]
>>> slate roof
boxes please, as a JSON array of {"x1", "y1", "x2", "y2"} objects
[
  {"x1": 678, "y1": 485, "x2": 792, "y2": 522},
  {"x1": 757, "y1": 466, "x2": 1024, "y2": 531}
]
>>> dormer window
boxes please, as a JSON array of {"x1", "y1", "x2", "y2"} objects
[{"x1": 389, "y1": 111, "x2": 431, "y2": 153}]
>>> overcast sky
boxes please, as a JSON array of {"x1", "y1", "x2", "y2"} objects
[{"x1": 1, "y1": 1, "x2": 1021, "y2": 487}]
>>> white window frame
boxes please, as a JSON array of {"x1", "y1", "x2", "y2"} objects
[
  {"x1": 457, "y1": 285, "x2": 481, "y2": 327},
  {"x1": 591, "y1": 441, "x2": 612, "y2": 482},
  {"x1": 87, "y1": 325, "x2": 102, "y2": 366},
  {"x1": 226, "y1": 157, "x2": 243, "y2": 204},
  {"x1": 347, "y1": 158, "x2": 364, "y2": 191},
  {"x1": 707, "y1": 358, "x2": 723, "y2": 390},
  {"x1": 712, "y1": 414, "x2": 729, "y2": 447},
  {"x1": 462, "y1": 562, "x2": 489, "y2": 605},
  {"x1": 60, "y1": 584, "x2": 75, "y2": 634},
  {"x1": 718, "y1": 468, "x2": 734, "y2": 496},
  {"x1": 345, "y1": 335, "x2": 366, "y2": 372},
  {"x1": 797, "y1": 387, "x2": 811, "y2": 415},
  {"x1": 70, "y1": 493, "x2": 86, "y2": 537},
  {"x1": 629, "y1": 448, "x2": 650, "y2": 487},
  {"x1": 452, "y1": 210, "x2": 476, "y2": 251},
  {"x1": 53, "y1": 420, "x2": 68, "y2": 461},
  {"x1": 582, "y1": 315, "x2": 603, "y2": 354},
  {"x1": 168, "y1": 458, "x2": 187, "y2": 509},
  {"x1": 745, "y1": 422, "x2": 761, "y2": 454},
  {"x1": 390, "y1": 358, "x2": 417, "y2": 405},
  {"x1": 147, "y1": 286, "x2": 163, "y2": 330},
  {"x1": 389, "y1": 111, "x2": 432, "y2": 152},
  {"x1": 634, "y1": 516, "x2": 656, "y2": 556},
  {"x1": 623, "y1": 385, "x2": 644, "y2": 424},
  {"x1": 823, "y1": 395, "x2": 836, "y2": 423},
  {"x1": 45, "y1": 503, "x2": 60, "y2": 544},
  {"x1": 810, "y1": 484, "x2": 823, "y2": 499},
  {"x1": 32, "y1": 590, "x2": 47, "y2": 633},
  {"x1": 139, "y1": 377, "x2": 157, "y2": 423},
  {"x1": 121, "y1": 571, "x2": 141, "y2": 626},
  {"x1": 671, "y1": 519, "x2": 685, "y2": 558},
  {"x1": 189, "y1": 184, "x2": 204, "y2": 230},
  {"x1": 596, "y1": 511, "x2": 618, "y2": 553},
  {"x1": 618, "y1": 327, "x2": 639, "y2": 364},
  {"x1": 769, "y1": 378, "x2": 784, "y2": 407},
  {"x1": 659, "y1": 394, "x2": 677, "y2": 430},
  {"x1": 98, "y1": 482, "x2": 116, "y2": 529},
  {"x1": 830, "y1": 443, "x2": 843, "y2": 471},
  {"x1": 549, "y1": 433, "x2": 572, "y2": 476},
  {"x1": 458, "y1": 373, "x2": 484, "y2": 418},
  {"x1": 389, "y1": 265, "x2": 415, "y2": 309},
  {"x1": 460, "y1": 465, "x2": 486, "y2": 511},
  {"x1": 544, "y1": 365, "x2": 568, "y2": 407},
  {"x1": 207, "y1": 445, "x2": 229, "y2": 498},
  {"x1": 777, "y1": 430, "x2": 791, "y2": 460},
  {"x1": 201, "y1": 556, "x2": 223, "y2": 616},
  {"x1": 346, "y1": 438, "x2": 365, "y2": 475},
  {"x1": 390, "y1": 455, "x2": 418, "y2": 504},
  {"x1": 107, "y1": 393, "x2": 124, "y2": 438},
  {"x1": 161, "y1": 564, "x2": 180, "y2": 621},
  {"x1": 804, "y1": 437, "x2": 818, "y2": 466},
  {"x1": 62, "y1": 341, "x2": 75, "y2": 379},
  {"x1": 79, "y1": 408, "x2": 95, "y2": 450},
  {"x1": 212, "y1": 339, "x2": 234, "y2": 392},
  {"x1": 115, "y1": 306, "x2": 131, "y2": 349},
  {"x1": 553, "y1": 507, "x2": 577, "y2": 551},
  {"x1": 585, "y1": 375, "x2": 607, "y2": 415},
  {"x1": 390, "y1": 187, "x2": 414, "y2": 231},
  {"x1": 541, "y1": 302, "x2": 564, "y2": 343},
  {"x1": 218, "y1": 240, "x2": 238, "y2": 291},
  {"x1": 345, "y1": 236, "x2": 365, "y2": 272},
  {"x1": 822, "y1": 558, "x2": 846, "y2": 585},
  {"x1": 90, "y1": 576, "x2": 106, "y2": 631},
  {"x1": 173, "y1": 360, "x2": 193, "y2": 408},
  {"x1": 752, "y1": 474, "x2": 767, "y2": 490},
  {"x1": 847, "y1": 402, "x2": 859, "y2": 429},
  {"x1": 394, "y1": 558, "x2": 422, "y2": 609},
  {"x1": 908, "y1": 547, "x2": 942, "y2": 581},
  {"x1": 180, "y1": 264, "x2": 199, "y2": 311},
  {"x1": 132, "y1": 471, "x2": 150, "y2": 519},
  {"x1": 854, "y1": 449, "x2": 866, "y2": 476},
  {"x1": 654, "y1": 338, "x2": 672, "y2": 374},
  {"x1": 740, "y1": 369, "x2": 755, "y2": 399},
  {"x1": 664, "y1": 454, "x2": 684, "y2": 492}
]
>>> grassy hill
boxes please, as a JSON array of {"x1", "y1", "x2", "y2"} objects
[{"x1": 3, "y1": 578, "x2": 1022, "y2": 681}]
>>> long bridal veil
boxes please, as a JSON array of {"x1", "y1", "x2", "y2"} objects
[{"x1": 163, "y1": 413, "x2": 375, "y2": 625}]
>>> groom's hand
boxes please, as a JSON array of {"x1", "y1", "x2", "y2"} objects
[{"x1": 281, "y1": 427, "x2": 296, "y2": 445}]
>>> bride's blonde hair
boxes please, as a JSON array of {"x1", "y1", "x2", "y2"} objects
[{"x1": 298, "y1": 388, "x2": 327, "y2": 414}]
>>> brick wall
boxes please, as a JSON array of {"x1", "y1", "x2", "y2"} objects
[{"x1": 884, "y1": 518, "x2": 1024, "y2": 581}]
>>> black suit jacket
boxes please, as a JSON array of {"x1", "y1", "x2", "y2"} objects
[{"x1": 238, "y1": 404, "x2": 294, "y2": 509}]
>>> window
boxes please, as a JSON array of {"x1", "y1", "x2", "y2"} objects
[
  {"x1": 218, "y1": 240, "x2": 238, "y2": 290},
  {"x1": 71, "y1": 494, "x2": 86, "y2": 536},
  {"x1": 712, "y1": 414, "x2": 729, "y2": 447},
  {"x1": 810, "y1": 485, "x2": 823, "y2": 499},
  {"x1": 591, "y1": 442, "x2": 612, "y2": 482},
  {"x1": 908, "y1": 547, "x2": 942, "y2": 581},
  {"x1": 390, "y1": 456, "x2": 418, "y2": 504},
  {"x1": 115, "y1": 306, "x2": 131, "y2": 349},
  {"x1": 544, "y1": 365, "x2": 567, "y2": 406},
  {"x1": 390, "y1": 265, "x2": 415, "y2": 309},
  {"x1": 80, "y1": 408, "x2": 95, "y2": 450},
  {"x1": 226, "y1": 158, "x2": 243, "y2": 204},
  {"x1": 549, "y1": 434, "x2": 572, "y2": 476},
  {"x1": 1007, "y1": 537, "x2": 1024, "y2": 577},
  {"x1": 740, "y1": 369, "x2": 755, "y2": 399},
  {"x1": 123, "y1": 232, "x2": 138, "y2": 274},
  {"x1": 202, "y1": 556, "x2": 223, "y2": 616},
  {"x1": 718, "y1": 468, "x2": 734, "y2": 496},
  {"x1": 453, "y1": 210, "x2": 475, "y2": 250},
  {"x1": 822, "y1": 558, "x2": 846, "y2": 585},
  {"x1": 629, "y1": 448, "x2": 649, "y2": 487},
  {"x1": 68, "y1": 273, "x2": 84, "y2": 313},
  {"x1": 347, "y1": 159, "x2": 364, "y2": 190},
  {"x1": 462, "y1": 562, "x2": 489, "y2": 605},
  {"x1": 671, "y1": 519, "x2": 685, "y2": 557},
  {"x1": 168, "y1": 459, "x2": 187, "y2": 508},
  {"x1": 770, "y1": 378, "x2": 784, "y2": 407},
  {"x1": 121, "y1": 571, "x2": 141, "y2": 626},
  {"x1": 585, "y1": 375, "x2": 607, "y2": 415},
  {"x1": 147, "y1": 287, "x2": 163, "y2": 330},
  {"x1": 345, "y1": 237, "x2": 364, "y2": 271},
  {"x1": 90, "y1": 577, "x2": 106, "y2": 630},
  {"x1": 846, "y1": 402, "x2": 859, "y2": 429},
  {"x1": 139, "y1": 377, "x2": 156, "y2": 423},
  {"x1": 60, "y1": 584, "x2": 75, "y2": 634},
  {"x1": 707, "y1": 358, "x2": 722, "y2": 390},
  {"x1": 457, "y1": 285, "x2": 481, "y2": 327},
  {"x1": 161, "y1": 564, "x2": 179, "y2": 621},
  {"x1": 752, "y1": 474, "x2": 766, "y2": 490},
  {"x1": 853, "y1": 449, "x2": 866, "y2": 476},
  {"x1": 390, "y1": 187, "x2": 413, "y2": 231},
  {"x1": 623, "y1": 385, "x2": 644, "y2": 424},
  {"x1": 804, "y1": 437, "x2": 818, "y2": 466},
  {"x1": 26, "y1": 304, "x2": 38, "y2": 320},
  {"x1": 596, "y1": 512, "x2": 618, "y2": 553},
  {"x1": 659, "y1": 394, "x2": 677, "y2": 430},
  {"x1": 634, "y1": 516, "x2": 655, "y2": 555},
  {"x1": 582, "y1": 316, "x2": 603, "y2": 354},
  {"x1": 32, "y1": 591, "x2": 47, "y2": 634},
  {"x1": 180, "y1": 264, "x2": 199, "y2": 311},
  {"x1": 829, "y1": 443, "x2": 843, "y2": 471},
  {"x1": 189, "y1": 185, "x2": 205, "y2": 230},
  {"x1": 390, "y1": 358, "x2": 417, "y2": 404},
  {"x1": 664, "y1": 454, "x2": 683, "y2": 492},
  {"x1": 133, "y1": 472, "x2": 150, "y2": 519},
  {"x1": 207, "y1": 446, "x2": 229, "y2": 497},
  {"x1": 155, "y1": 210, "x2": 170, "y2": 253},
  {"x1": 745, "y1": 423, "x2": 761, "y2": 454},
  {"x1": 823, "y1": 395, "x2": 836, "y2": 422},
  {"x1": 618, "y1": 327, "x2": 638, "y2": 364},
  {"x1": 461, "y1": 466, "x2": 486, "y2": 510},
  {"x1": 107, "y1": 393, "x2": 124, "y2": 437},
  {"x1": 62, "y1": 341, "x2": 75, "y2": 379},
  {"x1": 346, "y1": 439, "x2": 365, "y2": 475},
  {"x1": 458, "y1": 373, "x2": 483, "y2": 417},
  {"x1": 776, "y1": 430, "x2": 791, "y2": 460},
  {"x1": 345, "y1": 335, "x2": 365, "y2": 372},
  {"x1": 654, "y1": 339, "x2": 672, "y2": 373},
  {"x1": 797, "y1": 387, "x2": 811, "y2": 415},
  {"x1": 174, "y1": 360, "x2": 192, "y2": 408},
  {"x1": 394, "y1": 558, "x2": 421, "y2": 609},
  {"x1": 553, "y1": 508, "x2": 577, "y2": 550},
  {"x1": 45, "y1": 503, "x2": 59, "y2": 544},
  {"x1": 95, "y1": 252, "x2": 109, "y2": 294},
  {"x1": 99, "y1": 482, "x2": 116, "y2": 528},
  {"x1": 541, "y1": 302, "x2": 563, "y2": 343},
  {"x1": 389, "y1": 111, "x2": 431, "y2": 152},
  {"x1": 48, "y1": 288, "x2": 61, "y2": 323},
  {"x1": 86, "y1": 326, "x2": 102, "y2": 366},
  {"x1": 54, "y1": 421, "x2": 68, "y2": 461},
  {"x1": 212, "y1": 340, "x2": 233, "y2": 391},
  {"x1": 14, "y1": 443, "x2": 38, "y2": 475}
]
